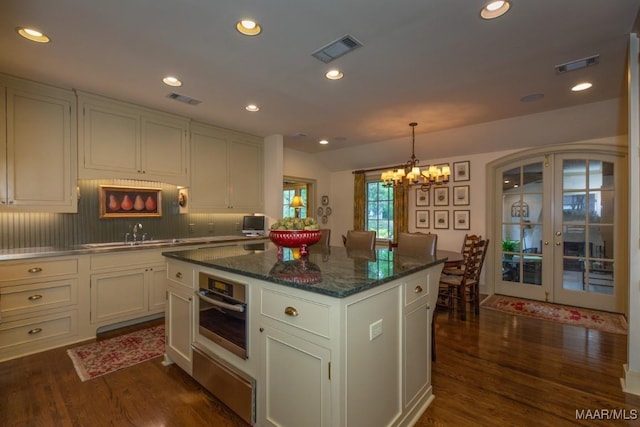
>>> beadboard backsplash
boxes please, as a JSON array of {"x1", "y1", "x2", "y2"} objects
[{"x1": 0, "y1": 179, "x2": 251, "y2": 249}]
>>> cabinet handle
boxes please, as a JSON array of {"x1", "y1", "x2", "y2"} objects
[
  {"x1": 414, "y1": 285, "x2": 423, "y2": 293},
  {"x1": 28, "y1": 294, "x2": 43, "y2": 301},
  {"x1": 175, "y1": 272, "x2": 183, "y2": 279},
  {"x1": 426, "y1": 304, "x2": 431, "y2": 310},
  {"x1": 28, "y1": 328, "x2": 43, "y2": 335},
  {"x1": 284, "y1": 306, "x2": 298, "y2": 317},
  {"x1": 28, "y1": 267, "x2": 43, "y2": 273}
]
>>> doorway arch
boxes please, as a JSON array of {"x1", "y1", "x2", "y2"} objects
[{"x1": 485, "y1": 141, "x2": 628, "y2": 313}]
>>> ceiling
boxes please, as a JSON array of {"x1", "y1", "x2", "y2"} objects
[{"x1": 1, "y1": 1, "x2": 640, "y2": 170}]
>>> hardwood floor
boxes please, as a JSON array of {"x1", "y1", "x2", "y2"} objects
[{"x1": 2, "y1": 307, "x2": 639, "y2": 426}]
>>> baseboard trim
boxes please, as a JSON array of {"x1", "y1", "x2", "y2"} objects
[{"x1": 621, "y1": 364, "x2": 640, "y2": 396}]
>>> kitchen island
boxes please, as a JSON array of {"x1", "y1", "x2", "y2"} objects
[{"x1": 163, "y1": 243, "x2": 445, "y2": 427}]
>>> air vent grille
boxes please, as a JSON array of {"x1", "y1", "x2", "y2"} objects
[
  {"x1": 167, "y1": 93, "x2": 202, "y2": 105},
  {"x1": 555, "y1": 55, "x2": 600, "y2": 74},
  {"x1": 312, "y1": 35, "x2": 362, "y2": 64}
]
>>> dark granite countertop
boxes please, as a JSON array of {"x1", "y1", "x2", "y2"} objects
[{"x1": 163, "y1": 243, "x2": 446, "y2": 298}]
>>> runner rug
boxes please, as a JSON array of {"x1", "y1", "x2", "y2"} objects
[
  {"x1": 481, "y1": 295, "x2": 628, "y2": 334},
  {"x1": 67, "y1": 325, "x2": 165, "y2": 381}
]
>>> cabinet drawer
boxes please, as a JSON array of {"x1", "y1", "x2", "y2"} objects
[
  {"x1": 0, "y1": 258, "x2": 78, "y2": 283},
  {"x1": 404, "y1": 274, "x2": 430, "y2": 306},
  {"x1": 90, "y1": 250, "x2": 164, "y2": 270},
  {"x1": 0, "y1": 279, "x2": 78, "y2": 318},
  {"x1": 261, "y1": 289, "x2": 330, "y2": 338},
  {"x1": 0, "y1": 310, "x2": 77, "y2": 350},
  {"x1": 167, "y1": 261, "x2": 195, "y2": 289}
]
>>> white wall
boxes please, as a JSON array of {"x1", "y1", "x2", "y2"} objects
[{"x1": 328, "y1": 149, "x2": 516, "y2": 252}]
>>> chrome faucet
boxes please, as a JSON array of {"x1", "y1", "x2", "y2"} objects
[{"x1": 132, "y1": 223, "x2": 142, "y2": 244}]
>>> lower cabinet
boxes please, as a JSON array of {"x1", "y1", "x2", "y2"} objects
[
  {"x1": 89, "y1": 250, "x2": 168, "y2": 327},
  {"x1": 164, "y1": 259, "x2": 196, "y2": 374},
  {"x1": 165, "y1": 283, "x2": 193, "y2": 375},
  {"x1": 259, "y1": 325, "x2": 331, "y2": 427},
  {"x1": 0, "y1": 255, "x2": 88, "y2": 362},
  {"x1": 90, "y1": 264, "x2": 166, "y2": 324}
]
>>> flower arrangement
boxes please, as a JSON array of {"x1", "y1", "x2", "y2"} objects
[{"x1": 270, "y1": 217, "x2": 319, "y2": 231}]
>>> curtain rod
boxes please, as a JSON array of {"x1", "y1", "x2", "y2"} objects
[{"x1": 352, "y1": 164, "x2": 405, "y2": 174}]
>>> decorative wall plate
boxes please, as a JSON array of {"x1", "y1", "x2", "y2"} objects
[
  {"x1": 321, "y1": 195, "x2": 329, "y2": 206},
  {"x1": 322, "y1": 215, "x2": 328, "y2": 224},
  {"x1": 325, "y1": 207, "x2": 332, "y2": 216},
  {"x1": 317, "y1": 207, "x2": 324, "y2": 216}
]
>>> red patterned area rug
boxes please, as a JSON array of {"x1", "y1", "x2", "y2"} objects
[
  {"x1": 67, "y1": 325, "x2": 165, "y2": 381},
  {"x1": 481, "y1": 295, "x2": 628, "y2": 335}
]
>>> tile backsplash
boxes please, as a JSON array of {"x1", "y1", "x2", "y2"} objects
[{"x1": 0, "y1": 179, "x2": 250, "y2": 249}]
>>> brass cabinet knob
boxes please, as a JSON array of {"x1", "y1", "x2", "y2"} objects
[
  {"x1": 284, "y1": 306, "x2": 298, "y2": 317},
  {"x1": 27, "y1": 267, "x2": 43, "y2": 273},
  {"x1": 175, "y1": 272, "x2": 183, "y2": 279},
  {"x1": 28, "y1": 328, "x2": 43, "y2": 335},
  {"x1": 28, "y1": 294, "x2": 43, "y2": 301},
  {"x1": 414, "y1": 285, "x2": 423, "y2": 293}
]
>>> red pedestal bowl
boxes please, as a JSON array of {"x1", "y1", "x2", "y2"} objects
[{"x1": 269, "y1": 230, "x2": 322, "y2": 256}]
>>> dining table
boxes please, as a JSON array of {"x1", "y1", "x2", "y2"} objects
[{"x1": 437, "y1": 249, "x2": 464, "y2": 268}]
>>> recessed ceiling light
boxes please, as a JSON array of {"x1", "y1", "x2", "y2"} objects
[
  {"x1": 572, "y1": 82, "x2": 593, "y2": 92},
  {"x1": 162, "y1": 76, "x2": 182, "y2": 87},
  {"x1": 480, "y1": 1, "x2": 511, "y2": 19},
  {"x1": 319, "y1": 139, "x2": 329, "y2": 145},
  {"x1": 16, "y1": 27, "x2": 50, "y2": 43},
  {"x1": 245, "y1": 104, "x2": 260, "y2": 112},
  {"x1": 325, "y1": 69, "x2": 344, "y2": 80},
  {"x1": 236, "y1": 19, "x2": 262, "y2": 36}
]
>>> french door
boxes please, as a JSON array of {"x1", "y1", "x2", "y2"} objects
[{"x1": 493, "y1": 149, "x2": 626, "y2": 313}]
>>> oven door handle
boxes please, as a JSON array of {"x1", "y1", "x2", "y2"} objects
[{"x1": 196, "y1": 291, "x2": 246, "y2": 313}]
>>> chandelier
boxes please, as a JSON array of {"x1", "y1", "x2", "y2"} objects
[{"x1": 380, "y1": 122, "x2": 450, "y2": 191}]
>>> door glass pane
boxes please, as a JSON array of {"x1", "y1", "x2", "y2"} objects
[
  {"x1": 563, "y1": 160, "x2": 587, "y2": 190},
  {"x1": 501, "y1": 162, "x2": 543, "y2": 286},
  {"x1": 561, "y1": 159, "x2": 615, "y2": 295}
]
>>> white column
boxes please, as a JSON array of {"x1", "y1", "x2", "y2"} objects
[
  {"x1": 623, "y1": 32, "x2": 640, "y2": 396},
  {"x1": 263, "y1": 134, "x2": 284, "y2": 227}
]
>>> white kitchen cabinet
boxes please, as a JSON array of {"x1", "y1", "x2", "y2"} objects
[
  {"x1": 164, "y1": 260, "x2": 196, "y2": 375},
  {"x1": 89, "y1": 250, "x2": 167, "y2": 326},
  {"x1": 0, "y1": 255, "x2": 87, "y2": 361},
  {"x1": 77, "y1": 92, "x2": 189, "y2": 185},
  {"x1": 0, "y1": 74, "x2": 77, "y2": 213},
  {"x1": 260, "y1": 325, "x2": 331, "y2": 427},
  {"x1": 403, "y1": 276, "x2": 432, "y2": 409},
  {"x1": 189, "y1": 122, "x2": 263, "y2": 213},
  {"x1": 258, "y1": 288, "x2": 332, "y2": 426}
]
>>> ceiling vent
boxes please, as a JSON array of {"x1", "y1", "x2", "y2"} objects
[
  {"x1": 167, "y1": 92, "x2": 202, "y2": 105},
  {"x1": 555, "y1": 55, "x2": 600, "y2": 74},
  {"x1": 312, "y1": 35, "x2": 362, "y2": 63}
]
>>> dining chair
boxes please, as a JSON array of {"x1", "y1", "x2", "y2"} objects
[
  {"x1": 344, "y1": 230, "x2": 376, "y2": 251},
  {"x1": 312, "y1": 228, "x2": 331, "y2": 249},
  {"x1": 394, "y1": 232, "x2": 437, "y2": 257},
  {"x1": 438, "y1": 238, "x2": 489, "y2": 320},
  {"x1": 441, "y1": 233, "x2": 481, "y2": 276}
]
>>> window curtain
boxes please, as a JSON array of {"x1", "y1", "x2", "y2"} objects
[
  {"x1": 393, "y1": 184, "x2": 409, "y2": 242},
  {"x1": 353, "y1": 171, "x2": 366, "y2": 230}
]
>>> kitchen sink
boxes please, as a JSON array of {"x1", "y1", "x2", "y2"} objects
[{"x1": 82, "y1": 239, "x2": 182, "y2": 249}]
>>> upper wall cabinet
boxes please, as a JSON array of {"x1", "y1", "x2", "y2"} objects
[
  {"x1": 189, "y1": 122, "x2": 263, "y2": 213},
  {"x1": 77, "y1": 92, "x2": 190, "y2": 186},
  {"x1": 0, "y1": 75, "x2": 77, "y2": 213}
]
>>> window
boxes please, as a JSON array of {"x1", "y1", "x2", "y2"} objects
[
  {"x1": 366, "y1": 180, "x2": 393, "y2": 240},
  {"x1": 283, "y1": 188, "x2": 307, "y2": 218}
]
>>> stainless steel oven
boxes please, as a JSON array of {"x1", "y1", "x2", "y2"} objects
[
  {"x1": 197, "y1": 272, "x2": 247, "y2": 359},
  {"x1": 194, "y1": 272, "x2": 255, "y2": 425}
]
